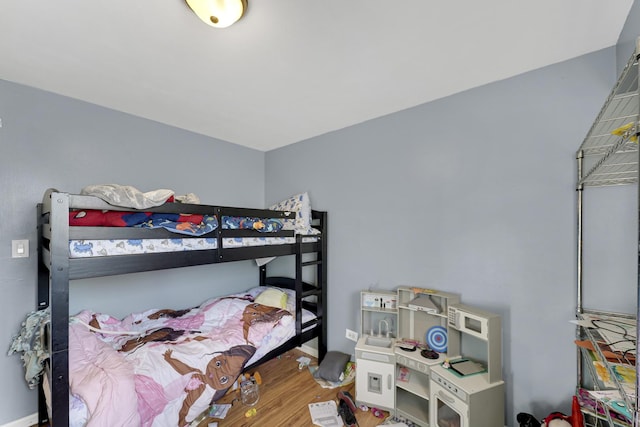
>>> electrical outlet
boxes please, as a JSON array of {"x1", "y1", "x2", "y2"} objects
[
  {"x1": 345, "y1": 328, "x2": 358, "y2": 342},
  {"x1": 11, "y1": 239, "x2": 29, "y2": 258}
]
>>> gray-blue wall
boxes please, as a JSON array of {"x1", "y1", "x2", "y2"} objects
[
  {"x1": 616, "y1": 0, "x2": 639, "y2": 73},
  {"x1": 2, "y1": 22, "x2": 638, "y2": 427},
  {"x1": 0, "y1": 80, "x2": 266, "y2": 425},
  {"x1": 265, "y1": 47, "x2": 618, "y2": 424}
]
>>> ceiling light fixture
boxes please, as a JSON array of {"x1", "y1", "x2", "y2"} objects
[{"x1": 186, "y1": 0, "x2": 247, "y2": 28}]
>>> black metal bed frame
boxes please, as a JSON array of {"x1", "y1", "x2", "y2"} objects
[{"x1": 36, "y1": 189, "x2": 327, "y2": 426}]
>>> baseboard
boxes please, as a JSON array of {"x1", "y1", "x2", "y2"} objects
[
  {"x1": 1, "y1": 413, "x2": 38, "y2": 427},
  {"x1": 298, "y1": 343, "x2": 318, "y2": 358}
]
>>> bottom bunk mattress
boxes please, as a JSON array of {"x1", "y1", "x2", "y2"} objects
[{"x1": 65, "y1": 285, "x2": 315, "y2": 427}]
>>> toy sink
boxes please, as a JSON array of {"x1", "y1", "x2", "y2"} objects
[{"x1": 364, "y1": 336, "x2": 393, "y2": 348}]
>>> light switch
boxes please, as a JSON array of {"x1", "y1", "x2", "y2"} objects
[{"x1": 11, "y1": 239, "x2": 29, "y2": 258}]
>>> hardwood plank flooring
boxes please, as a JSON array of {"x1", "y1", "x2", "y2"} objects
[
  {"x1": 35, "y1": 348, "x2": 391, "y2": 427},
  {"x1": 196, "y1": 348, "x2": 391, "y2": 427}
]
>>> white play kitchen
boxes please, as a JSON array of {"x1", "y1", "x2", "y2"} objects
[{"x1": 355, "y1": 286, "x2": 505, "y2": 427}]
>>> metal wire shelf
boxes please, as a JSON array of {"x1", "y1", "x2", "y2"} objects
[
  {"x1": 576, "y1": 39, "x2": 640, "y2": 427},
  {"x1": 578, "y1": 52, "x2": 639, "y2": 188}
]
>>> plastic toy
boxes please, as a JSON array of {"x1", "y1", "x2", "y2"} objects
[
  {"x1": 225, "y1": 371, "x2": 262, "y2": 396},
  {"x1": 337, "y1": 391, "x2": 358, "y2": 427},
  {"x1": 517, "y1": 396, "x2": 584, "y2": 427}
]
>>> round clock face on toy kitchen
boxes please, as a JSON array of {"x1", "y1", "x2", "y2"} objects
[{"x1": 426, "y1": 326, "x2": 448, "y2": 352}]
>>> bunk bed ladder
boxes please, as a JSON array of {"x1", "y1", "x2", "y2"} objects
[
  {"x1": 258, "y1": 210, "x2": 327, "y2": 362},
  {"x1": 298, "y1": 211, "x2": 327, "y2": 361}
]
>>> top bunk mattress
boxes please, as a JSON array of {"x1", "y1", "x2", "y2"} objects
[
  {"x1": 68, "y1": 235, "x2": 320, "y2": 258},
  {"x1": 43, "y1": 188, "x2": 322, "y2": 259}
]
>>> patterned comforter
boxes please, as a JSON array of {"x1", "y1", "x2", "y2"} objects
[{"x1": 68, "y1": 288, "x2": 294, "y2": 427}]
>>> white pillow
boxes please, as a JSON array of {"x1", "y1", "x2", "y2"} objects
[
  {"x1": 254, "y1": 288, "x2": 288, "y2": 309},
  {"x1": 269, "y1": 192, "x2": 312, "y2": 234},
  {"x1": 241, "y1": 286, "x2": 295, "y2": 313}
]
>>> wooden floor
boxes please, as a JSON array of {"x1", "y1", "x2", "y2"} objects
[
  {"x1": 196, "y1": 348, "x2": 391, "y2": 427},
  {"x1": 35, "y1": 348, "x2": 391, "y2": 427}
]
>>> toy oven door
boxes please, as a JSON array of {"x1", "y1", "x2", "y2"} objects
[{"x1": 431, "y1": 380, "x2": 467, "y2": 427}]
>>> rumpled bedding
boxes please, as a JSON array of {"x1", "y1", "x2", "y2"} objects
[
  {"x1": 69, "y1": 211, "x2": 219, "y2": 236},
  {"x1": 80, "y1": 185, "x2": 176, "y2": 209},
  {"x1": 221, "y1": 216, "x2": 283, "y2": 232},
  {"x1": 69, "y1": 211, "x2": 284, "y2": 236},
  {"x1": 7, "y1": 308, "x2": 50, "y2": 389},
  {"x1": 70, "y1": 185, "x2": 289, "y2": 239},
  {"x1": 68, "y1": 287, "x2": 294, "y2": 427}
]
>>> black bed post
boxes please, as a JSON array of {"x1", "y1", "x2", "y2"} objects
[
  {"x1": 317, "y1": 211, "x2": 328, "y2": 361},
  {"x1": 295, "y1": 235, "x2": 303, "y2": 345},
  {"x1": 36, "y1": 203, "x2": 49, "y2": 424},
  {"x1": 48, "y1": 191, "x2": 71, "y2": 426}
]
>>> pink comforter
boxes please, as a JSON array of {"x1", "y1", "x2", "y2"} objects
[{"x1": 69, "y1": 292, "x2": 292, "y2": 427}]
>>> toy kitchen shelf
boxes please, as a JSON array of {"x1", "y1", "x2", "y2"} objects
[
  {"x1": 394, "y1": 287, "x2": 461, "y2": 426},
  {"x1": 355, "y1": 290, "x2": 398, "y2": 412},
  {"x1": 360, "y1": 290, "x2": 397, "y2": 338},
  {"x1": 396, "y1": 286, "x2": 461, "y2": 356}
]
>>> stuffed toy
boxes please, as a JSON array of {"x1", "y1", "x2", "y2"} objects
[
  {"x1": 517, "y1": 412, "x2": 572, "y2": 427},
  {"x1": 543, "y1": 421, "x2": 572, "y2": 427},
  {"x1": 518, "y1": 396, "x2": 584, "y2": 427},
  {"x1": 541, "y1": 413, "x2": 571, "y2": 427}
]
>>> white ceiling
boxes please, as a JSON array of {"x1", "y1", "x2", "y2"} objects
[{"x1": 0, "y1": 1, "x2": 634, "y2": 151}]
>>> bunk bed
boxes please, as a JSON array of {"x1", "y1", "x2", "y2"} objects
[
  {"x1": 35, "y1": 188, "x2": 328, "y2": 426},
  {"x1": 575, "y1": 39, "x2": 639, "y2": 427}
]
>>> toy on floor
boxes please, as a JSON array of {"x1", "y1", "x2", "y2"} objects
[
  {"x1": 516, "y1": 412, "x2": 541, "y2": 427},
  {"x1": 371, "y1": 407, "x2": 386, "y2": 418},
  {"x1": 337, "y1": 390, "x2": 359, "y2": 427},
  {"x1": 226, "y1": 371, "x2": 262, "y2": 396},
  {"x1": 518, "y1": 396, "x2": 584, "y2": 427},
  {"x1": 542, "y1": 397, "x2": 584, "y2": 427},
  {"x1": 541, "y1": 414, "x2": 571, "y2": 427}
]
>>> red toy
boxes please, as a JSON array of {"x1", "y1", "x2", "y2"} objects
[{"x1": 541, "y1": 397, "x2": 584, "y2": 427}]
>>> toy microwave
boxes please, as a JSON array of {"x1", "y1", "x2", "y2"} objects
[{"x1": 447, "y1": 303, "x2": 500, "y2": 342}]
